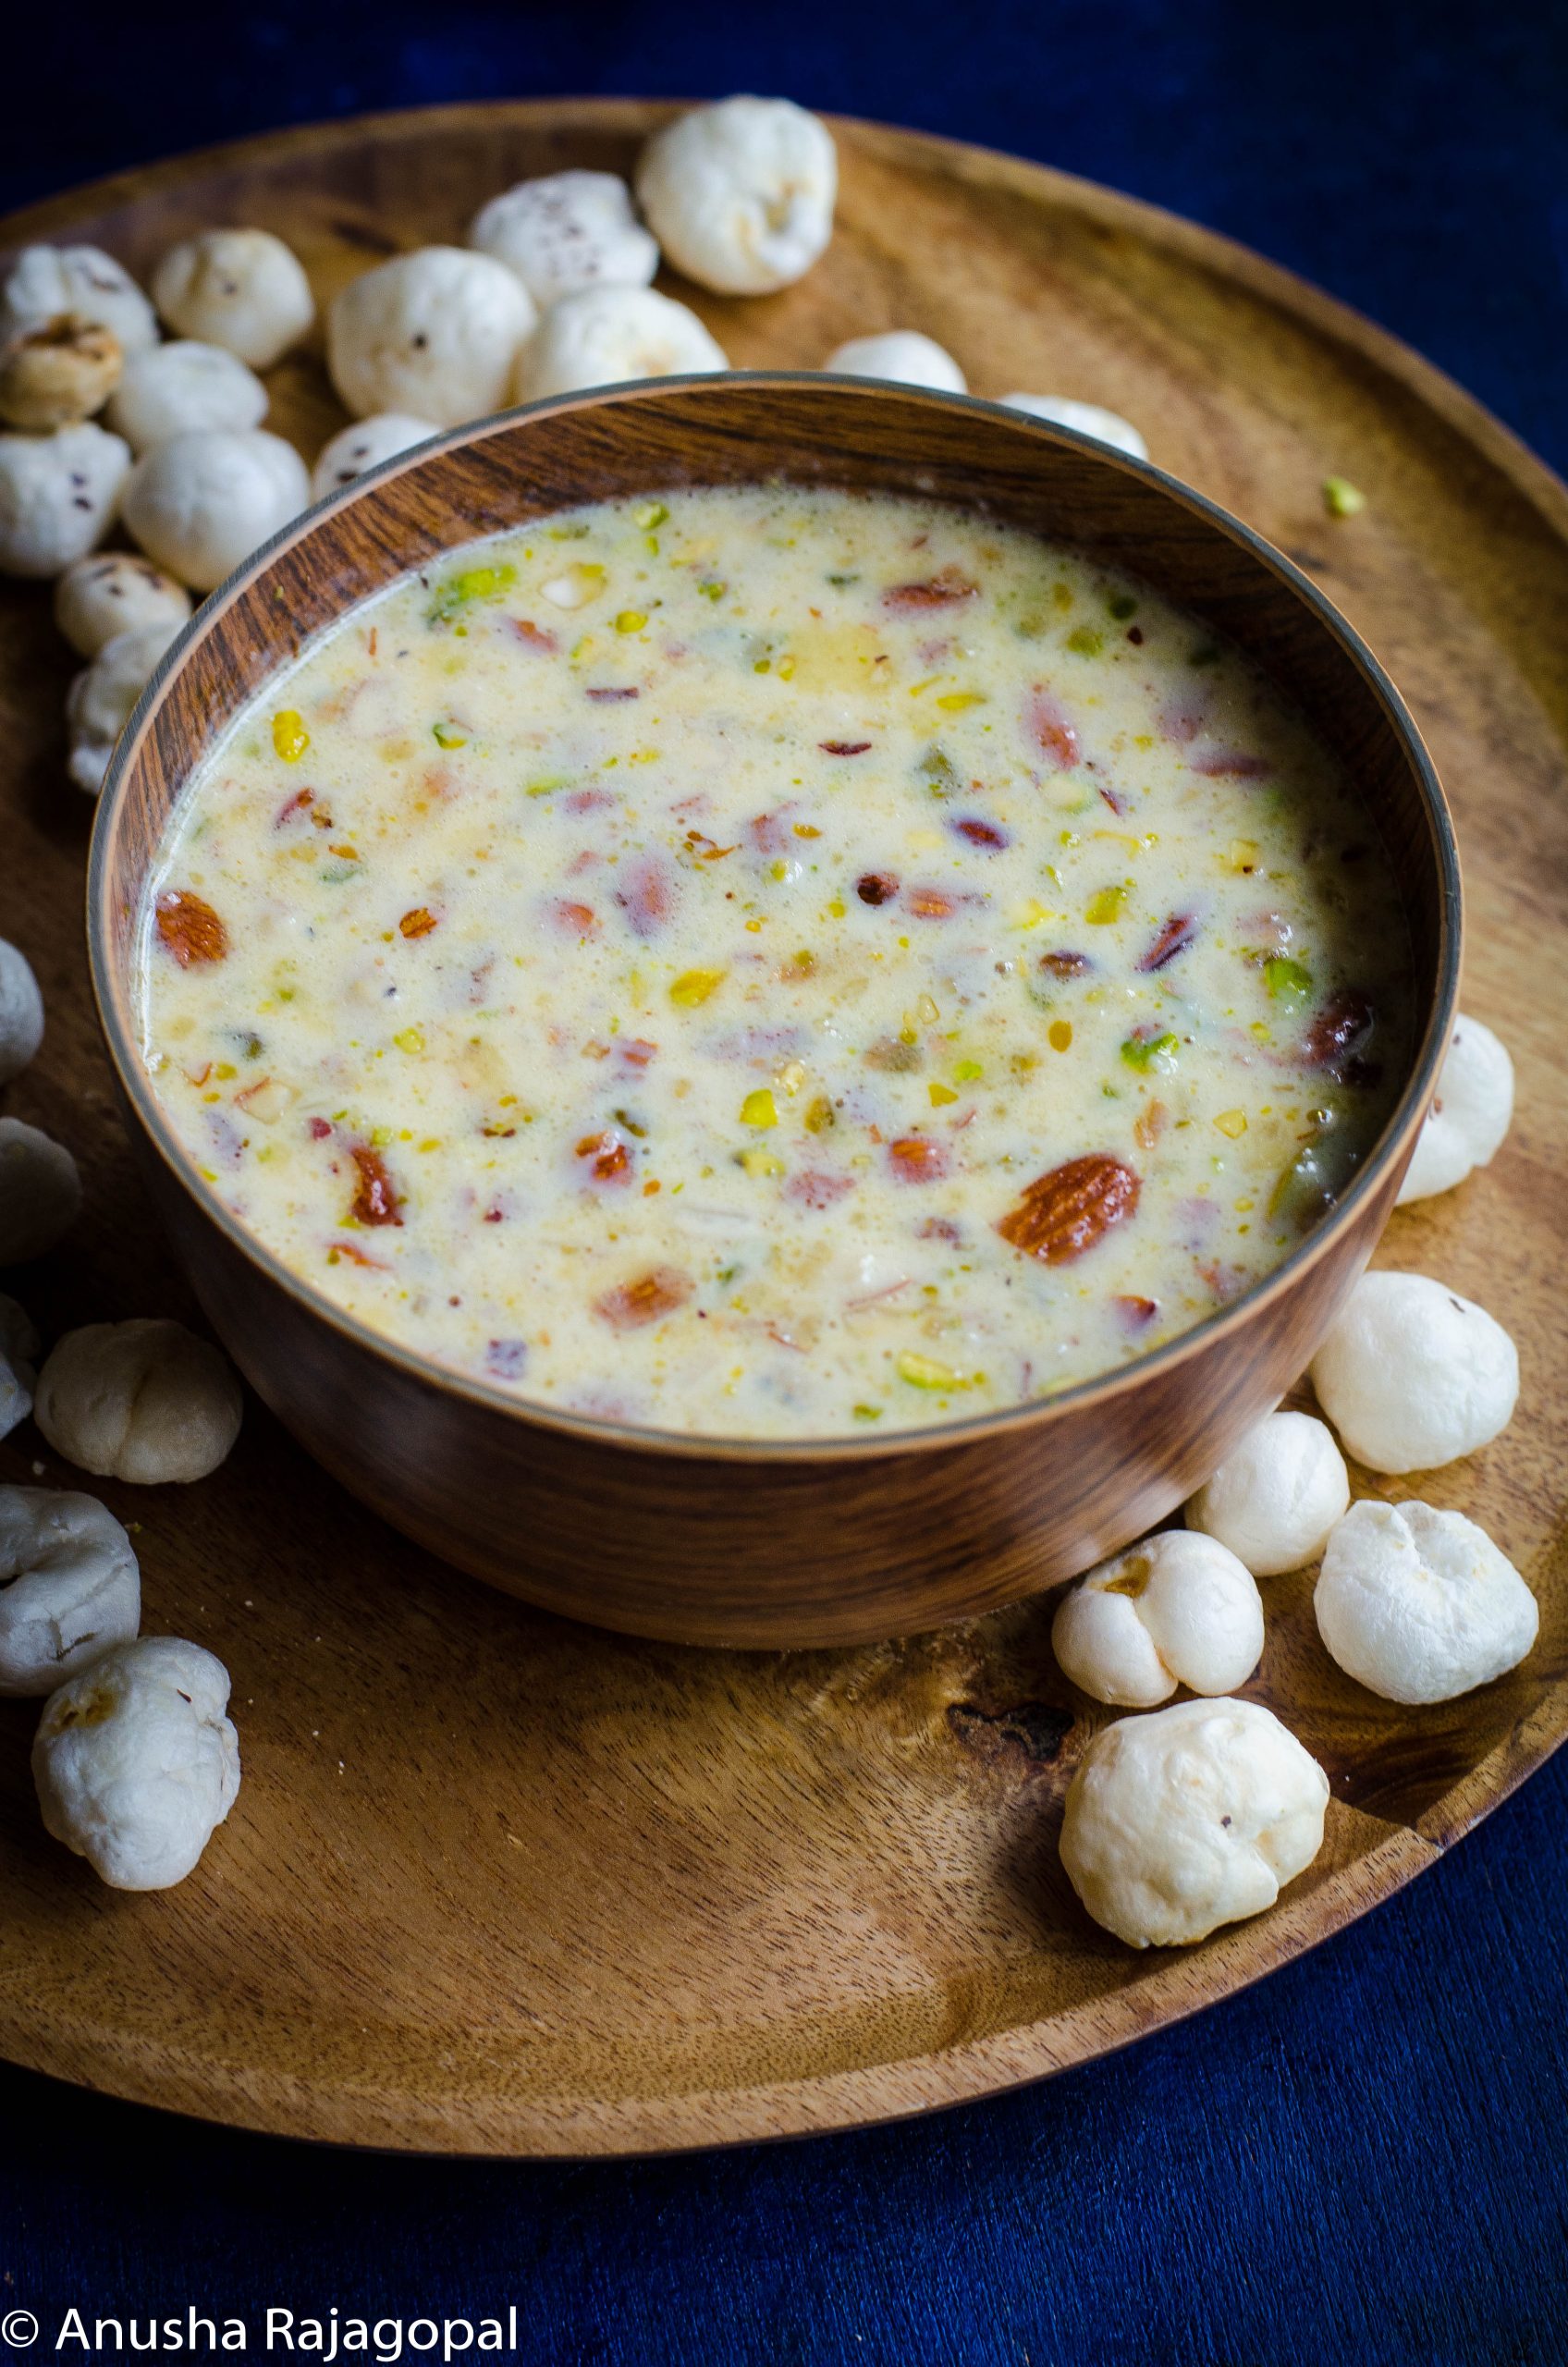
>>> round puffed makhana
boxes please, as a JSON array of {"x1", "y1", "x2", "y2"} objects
[
  {"x1": 470, "y1": 170, "x2": 659, "y2": 305},
  {"x1": 1051, "y1": 1530, "x2": 1264, "y2": 1707},
  {"x1": 105, "y1": 339, "x2": 269, "y2": 452},
  {"x1": 54, "y1": 551, "x2": 191, "y2": 658},
  {"x1": 311, "y1": 411, "x2": 439, "y2": 500},
  {"x1": 1396, "y1": 1013, "x2": 1514, "y2": 1205},
  {"x1": 0, "y1": 1483, "x2": 141, "y2": 1697},
  {"x1": 1308, "y1": 1269, "x2": 1519, "y2": 1474},
  {"x1": 514, "y1": 284, "x2": 729, "y2": 401},
  {"x1": 0, "y1": 421, "x2": 130, "y2": 579},
  {"x1": 34, "y1": 1318, "x2": 242, "y2": 1484},
  {"x1": 121, "y1": 426, "x2": 309, "y2": 591},
  {"x1": 0, "y1": 1118, "x2": 81, "y2": 1264},
  {"x1": 824, "y1": 331, "x2": 966, "y2": 392},
  {"x1": 1186, "y1": 1410, "x2": 1351, "y2": 1576},
  {"x1": 0, "y1": 314, "x2": 122, "y2": 433},
  {"x1": 1060, "y1": 1697, "x2": 1330, "y2": 1948},
  {"x1": 151, "y1": 228, "x2": 314, "y2": 369},
  {"x1": 32, "y1": 1636, "x2": 239, "y2": 1890},
  {"x1": 0, "y1": 245, "x2": 158, "y2": 357},
  {"x1": 327, "y1": 247, "x2": 536, "y2": 429},
  {"x1": 1315, "y1": 1498, "x2": 1537, "y2": 1704},
  {"x1": 0, "y1": 1292, "x2": 40, "y2": 1442},
  {"x1": 635, "y1": 96, "x2": 838, "y2": 294},
  {"x1": 66, "y1": 619, "x2": 184, "y2": 794},
  {"x1": 0, "y1": 938, "x2": 44, "y2": 1085},
  {"x1": 999, "y1": 392, "x2": 1148, "y2": 460}
]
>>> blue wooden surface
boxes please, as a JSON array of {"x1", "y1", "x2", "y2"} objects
[{"x1": 3, "y1": 2, "x2": 1566, "y2": 2358}]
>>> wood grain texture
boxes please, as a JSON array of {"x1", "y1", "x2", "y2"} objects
[
  {"x1": 0, "y1": 100, "x2": 1563, "y2": 2154},
  {"x1": 94, "y1": 373, "x2": 1454, "y2": 1650}
]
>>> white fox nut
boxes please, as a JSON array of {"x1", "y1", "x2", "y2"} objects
[
  {"x1": 34, "y1": 1318, "x2": 242, "y2": 1485},
  {"x1": 1396, "y1": 1013, "x2": 1514, "y2": 1205},
  {"x1": 151, "y1": 228, "x2": 314, "y2": 370},
  {"x1": 66, "y1": 619, "x2": 183, "y2": 795},
  {"x1": 105, "y1": 339, "x2": 268, "y2": 453},
  {"x1": 0, "y1": 1119, "x2": 81, "y2": 1264},
  {"x1": 1186, "y1": 1411, "x2": 1351, "y2": 1576},
  {"x1": 122, "y1": 427, "x2": 309, "y2": 591},
  {"x1": 0, "y1": 422, "x2": 131, "y2": 579},
  {"x1": 470, "y1": 170, "x2": 659, "y2": 305},
  {"x1": 1309, "y1": 1269, "x2": 1518, "y2": 1474},
  {"x1": 1000, "y1": 393, "x2": 1148, "y2": 460},
  {"x1": 0, "y1": 245, "x2": 158, "y2": 357},
  {"x1": 1315, "y1": 1497, "x2": 1537, "y2": 1703},
  {"x1": 1060, "y1": 1697, "x2": 1329, "y2": 1949},
  {"x1": 32, "y1": 1637, "x2": 239, "y2": 1890},
  {"x1": 0, "y1": 1292, "x2": 41, "y2": 1441},
  {"x1": 515, "y1": 284, "x2": 729, "y2": 401},
  {"x1": 0, "y1": 1485, "x2": 141, "y2": 1697},
  {"x1": 328, "y1": 247, "x2": 536, "y2": 429},
  {"x1": 1052, "y1": 1530, "x2": 1264, "y2": 1707},
  {"x1": 311, "y1": 411, "x2": 438, "y2": 500},
  {"x1": 0, "y1": 938, "x2": 44, "y2": 1084},
  {"x1": 824, "y1": 331, "x2": 966, "y2": 393},
  {"x1": 54, "y1": 551, "x2": 191, "y2": 658},
  {"x1": 636, "y1": 96, "x2": 838, "y2": 295},
  {"x1": 0, "y1": 314, "x2": 123, "y2": 433}
]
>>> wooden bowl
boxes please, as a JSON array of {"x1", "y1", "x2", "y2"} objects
[{"x1": 89, "y1": 374, "x2": 1459, "y2": 1649}]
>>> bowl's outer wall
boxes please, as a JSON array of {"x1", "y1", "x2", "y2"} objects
[{"x1": 98, "y1": 379, "x2": 1453, "y2": 1647}]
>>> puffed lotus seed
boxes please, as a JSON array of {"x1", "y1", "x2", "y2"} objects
[
  {"x1": 0, "y1": 1118, "x2": 81, "y2": 1265},
  {"x1": 0, "y1": 1484, "x2": 141, "y2": 1697},
  {"x1": 0, "y1": 938, "x2": 44, "y2": 1085},
  {"x1": 999, "y1": 393, "x2": 1149, "y2": 460},
  {"x1": 514, "y1": 284, "x2": 729, "y2": 402},
  {"x1": 1060, "y1": 1696, "x2": 1329, "y2": 1949},
  {"x1": 636, "y1": 96, "x2": 838, "y2": 295},
  {"x1": 33, "y1": 1636, "x2": 239, "y2": 1891},
  {"x1": 66, "y1": 619, "x2": 183, "y2": 795},
  {"x1": 0, "y1": 1292, "x2": 40, "y2": 1442},
  {"x1": 0, "y1": 421, "x2": 131, "y2": 579},
  {"x1": 1308, "y1": 1269, "x2": 1518, "y2": 1475},
  {"x1": 34, "y1": 1318, "x2": 242, "y2": 1486},
  {"x1": 470, "y1": 170, "x2": 658, "y2": 305},
  {"x1": 0, "y1": 245, "x2": 157, "y2": 358},
  {"x1": 311, "y1": 412, "x2": 439, "y2": 501},
  {"x1": 824, "y1": 331, "x2": 966, "y2": 393},
  {"x1": 105, "y1": 339, "x2": 268, "y2": 453},
  {"x1": 1186, "y1": 1410, "x2": 1351, "y2": 1576},
  {"x1": 1396, "y1": 1013, "x2": 1514, "y2": 1206},
  {"x1": 54, "y1": 551, "x2": 191, "y2": 658},
  {"x1": 151, "y1": 228, "x2": 314, "y2": 371},
  {"x1": 0, "y1": 314, "x2": 123, "y2": 433},
  {"x1": 122, "y1": 426, "x2": 309, "y2": 592},
  {"x1": 1315, "y1": 1498, "x2": 1537, "y2": 1704},
  {"x1": 1052, "y1": 1529, "x2": 1265, "y2": 1706},
  {"x1": 327, "y1": 247, "x2": 536, "y2": 430}
]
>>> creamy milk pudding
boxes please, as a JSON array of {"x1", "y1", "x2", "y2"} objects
[{"x1": 138, "y1": 486, "x2": 1409, "y2": 1438}]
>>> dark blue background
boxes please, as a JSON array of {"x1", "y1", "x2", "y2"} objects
[{"x1": 4, "y1": 4, "x2": 1566, "y2": 2359}]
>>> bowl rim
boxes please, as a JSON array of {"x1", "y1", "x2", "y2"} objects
[{"x1": 88, "y1": 371, "x2": 1463, "y2": 1466}]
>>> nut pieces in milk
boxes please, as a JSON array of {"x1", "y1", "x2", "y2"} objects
[
  {"x1": 1315, "y1": 1498, "x2": 1537, "y2": 1703},
  {"x1": 1051, "y1": 1530, "x2": 1264, "y2": 1707},
  {"x1": 34, "y1": 1318, "x2": 242, "y2": 1484},
  {"x1": 1059, "y1": 1696, "x2": 1330, "y2": 1947},
  {"x1": 32, "y1": 1637, "x2": 240, "y2": 1891},
  {"x1": 0, "y1": 1484, "x2": 141, "y2": 1697}
]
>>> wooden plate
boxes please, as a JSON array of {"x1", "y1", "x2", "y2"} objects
[{"x1": 1, "y1": 101, "x2": 1564, "y2": 2156}]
